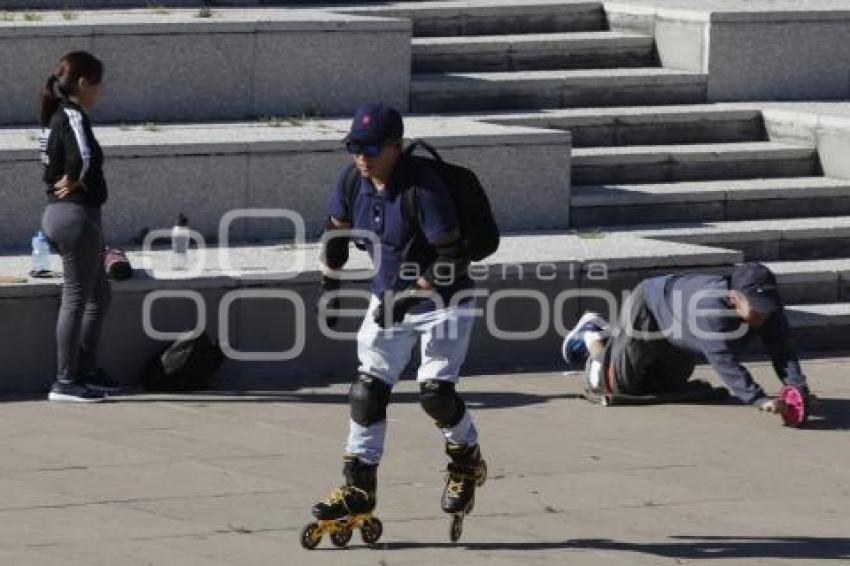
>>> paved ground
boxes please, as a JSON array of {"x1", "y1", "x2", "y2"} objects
[{"x1": 0, "y1": 357, "x2": 848, "y2": 565}]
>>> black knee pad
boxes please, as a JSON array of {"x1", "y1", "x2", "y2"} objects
[
  {"x1": 419, "y1": 380, "x2": 466, "y2": 429},
  {"x1": 349, "y1": 373, "x2": 392, "y2": 427}
]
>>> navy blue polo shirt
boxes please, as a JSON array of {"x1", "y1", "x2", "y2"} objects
[{"x1": 327, "y1": 158, "x2": 472, "y2": 305}]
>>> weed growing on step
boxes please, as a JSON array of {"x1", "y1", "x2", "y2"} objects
[
  {"x1": 260, "y1": 116, "x2": 284, "y2": 128},
  {"x1": 23, "y1": 11, "x2": 43, "y2": 21},
  {"x1": 196, "y1": 2, "x2": 214, "y2": 18},
  {"x1": 576, "y1": 229, "x2": 606, "y2": 240},
  {"x1": 61, "y1": 9, "x2": 78, "y2": 21},
  {"x1": 118, "y1": 123, "x2": 133, "y2": 132},
  {"x1": 148, "y1": 4, "x2": 171, "y2": 15},
  {"x1": 0, "y1": 11, "x2": 15, "y2": 22},
  {"x1": 142, "y1": 122, "x2": 160, "y2": 132}
]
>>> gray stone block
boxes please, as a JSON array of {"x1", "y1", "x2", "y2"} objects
[
  {"x1": 0, "y1": 36, "x2": 93, "y2": 126},
  {"x1": 572, "y1": 202, "x2": 725, "y2": 227},
  {"x1": 92, "y1": 33, "x2": 254, "y2": 123},
  {"x1": 411, "y1": 68, "x2": 708, "y2": 113},
  {"x1": 707, "y1": 20, "x2": 850, "y2": 101},
  {"x1": 0, "y1": 10, "x2": 412, "y2": 125},
  {"x1": 104, "y1": 154, "x2": 251, "y2": 246},
  {"x1": 345, "y1": 1, "x2": 607, "y2": 37},
  {"x1": 253, "y1": 29, "x2": 410, "y2": 118},
  {"x1": 246, "y1": 151, "x2": 349, "y2": 241},
  {"x1": 433, "y1": 143, "x2": 571, "y2": 231}
]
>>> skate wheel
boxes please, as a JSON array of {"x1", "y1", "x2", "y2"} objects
[
  {"x1": 477, "y1": 460, "x2": 488, "y2": 487},
  {"x1": 779, "y1": 385, "x2": 807, "y2": 428},
  {"x1": 360, "y1": 517, "x2": 383, "y2": 545},
  {"x1": 450, "y1": 513, "x2": 464, "y2": 543},
  {"x1": 300, "y1": 522, "x2": 322, "y2": 550},
  {"x1": 601, "y1": 395, "x2": 612, "y2": 407},
  {"x1": 330, "y1": 526, "x2": 353, "y2": 548}
]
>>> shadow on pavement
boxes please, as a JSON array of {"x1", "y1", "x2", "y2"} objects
[
  {"x1": 113, "y1": 390, "x2": 584, "y2": 411},
  {"x1": 803, "y1": 398, "x2": 850, "y2": 431},
  {"x1": 378, "y1": 536, "x2": 850, "y2": 559},
  {"x1": 565, "y1": 536, "x2": 850, "y2": 561}
]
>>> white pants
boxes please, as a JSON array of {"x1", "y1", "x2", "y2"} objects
[{"x1": 346, "y1": 296, "x2": 479, "y2": 464}]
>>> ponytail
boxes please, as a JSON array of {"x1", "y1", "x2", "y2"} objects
[{"x1": 39, "y1": 75, "x2": 62, "y2": 127}]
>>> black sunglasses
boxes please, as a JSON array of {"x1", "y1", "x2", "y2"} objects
[{"x1": 345, "y1": 141, "x2": 383, "y2": 157}]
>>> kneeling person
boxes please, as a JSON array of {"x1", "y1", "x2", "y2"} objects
[{"x1": 563, "y1": 263, "x2": 812, "y2": 413}]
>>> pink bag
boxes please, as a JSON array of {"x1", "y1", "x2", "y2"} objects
[{"x1": 104, "y1": 246, "x2": 132, "y2": 280}]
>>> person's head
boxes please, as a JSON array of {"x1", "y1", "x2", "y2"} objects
[
  {"x1": 728, "y1": 262, "x2": 781, "y2": 329},
  {"x1": 39, "y1": 51, "x2": 104, "y2": 126},
  {"x1": 344, "y1": 103, "x2": 404, "y2": 182}
]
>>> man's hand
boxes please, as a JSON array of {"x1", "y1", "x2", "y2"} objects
[
  {"x1": 318, "y1": 275, "x2": 342, "y2": 328},
  {"x1": 758, "y1": 397, "x2": 786, "y2": 414},
  {"x1": 373, "y1": 291, "x2": 427, "y2": 329}
]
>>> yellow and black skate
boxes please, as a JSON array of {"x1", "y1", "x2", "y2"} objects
[
  {"x1": 442, "y1": 443, "x2": 487, "y2": 542},
  {"x1": 301, "y1": 456, "x2": 383, "y2": 550}
]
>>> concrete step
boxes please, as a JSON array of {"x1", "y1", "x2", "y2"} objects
[
  {"x1": 411, "y1": 31, "x2": 656, "y2": 73},
  {"x1": 570, "y1": 177, "x2": 850, "y2": 226},
  {"x1": 571, "y1": 142, "x2": 819, "y2": 185},
  {"x1": 0, "y1": 8, "x2": 410, "y2": 125},
  {"x1": 479, "y1": 105, "x2": 766, "y2": 147},
  {"x1": 631, "y1": 216, "x2": 850, "y2": 263},
  {"x1": 0, "y1": 232, "x2": 740, "y2": 393},
  {"x1": 765, "y1": 259, "x2": 850, "y2": 305},
  {"x1": 343, "y1": 0, "x2": 607, "y2": 37},
  {"x1": 0, "y1": 116, "x2": 571, "y2": 251},
  {"x1": 410, "y1": 68, "x2": 708, "y2": 113},
  {"x1": 785, "y1": 303, "x2": 850, "y2": 351}
]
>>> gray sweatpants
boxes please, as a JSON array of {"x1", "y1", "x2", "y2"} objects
[{"x1": 41, "y1": 202, "x2": 111, "y2": 383}]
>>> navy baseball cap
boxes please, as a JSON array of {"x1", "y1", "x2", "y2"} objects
[
  {"x1": 730, "y1": 262, "x2": 781, "y2": 315},
  {"x1": 344, "y1": 103, "x2": 403, "y2": 145}
]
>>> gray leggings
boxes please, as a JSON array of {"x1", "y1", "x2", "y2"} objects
[{"x1": 41, "y1": 202, "x2": 112, "y2": 383}]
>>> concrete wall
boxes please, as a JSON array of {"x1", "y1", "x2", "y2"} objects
[
  {"x1": 607, "y1": 2, "x2": 850, "y2": 101},
  {"x1": 0, "y1": 119, "x2": 571, "y2": 251},
  {"x1": 0, "y1": 9, "x2": 411, "y2": 125},
  {"x1": 758, "y1": 104, "x2": 850, "y2": 180},
  {"x1": 0, "y1": 234, "x2": 740, "y2": 395}
]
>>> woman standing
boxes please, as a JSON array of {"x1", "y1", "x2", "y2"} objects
[{"x1": 39, "y1": 51, "x2": 119, "y2": 402}]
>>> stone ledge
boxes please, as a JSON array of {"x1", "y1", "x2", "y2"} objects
[
  {"x1": 0, "y1": 8, "x2": 411, "y2": 37},
  {"x1": 571, "y1": 177, "x2": 850, "y2": 207},
  {"x1": 0, "y1": 234, "x2": 741, "y2": 298},
  {"x1": 0, "y1": 117, "x2": 572, "y2": 161}
]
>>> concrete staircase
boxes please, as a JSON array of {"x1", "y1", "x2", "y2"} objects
[
  {"x1": 1, "y1": 0, "x2": 849, "y2": 394},
  {"x1": 395, "y1": 1, "x2": 707, "y2": 112}
]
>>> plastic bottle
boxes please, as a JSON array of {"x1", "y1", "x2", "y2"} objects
[
  {"x1": 31, "y1": 230, "x2": 51, "y2": 273},
  {"x1": 171, "y1": 213, "x2": 190, "y2": 270}
]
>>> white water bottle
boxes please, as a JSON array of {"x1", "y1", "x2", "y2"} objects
[
  {"x1": 31, "y1": 230, "x2": 51, "y2": 273},
  {"x1": 171, "y1": 213, "x2": 190, "y2": 270}
]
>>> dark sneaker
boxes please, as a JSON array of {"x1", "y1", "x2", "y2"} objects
[
  {"x1": 82, "y1": 368, "x2": 121, "y2": 393},
  {"x1": 48, "y1": 381, "x2": 106, "y2": 403}
]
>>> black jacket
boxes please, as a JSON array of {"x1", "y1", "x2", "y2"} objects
[{"x1": 40, "y1": 99, "x2": 108, "y2": 207}]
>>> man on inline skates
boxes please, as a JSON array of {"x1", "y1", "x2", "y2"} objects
[{"x1": 305, "y1": 103, "x2": 486, "y2": 547}]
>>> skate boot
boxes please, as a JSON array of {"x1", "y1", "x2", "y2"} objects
[
  {"x1": 442, "y1": 442, "x2": 487, "y2": 542},
  {"x1": 300, "y1": 456, "x2": 384, "y2": 550}
]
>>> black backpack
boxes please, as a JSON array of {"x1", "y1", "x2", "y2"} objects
[
  {"x1": 343, "y1": 139, "x2": 500, "y2": 261},
  {"x1": 140, "y1": 332, "x2": 224, "y2": 392}
]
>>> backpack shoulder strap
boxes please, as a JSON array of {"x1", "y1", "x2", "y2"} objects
[{"x1": 342, "y1": 164, "x2": 359, "y2": 219}]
